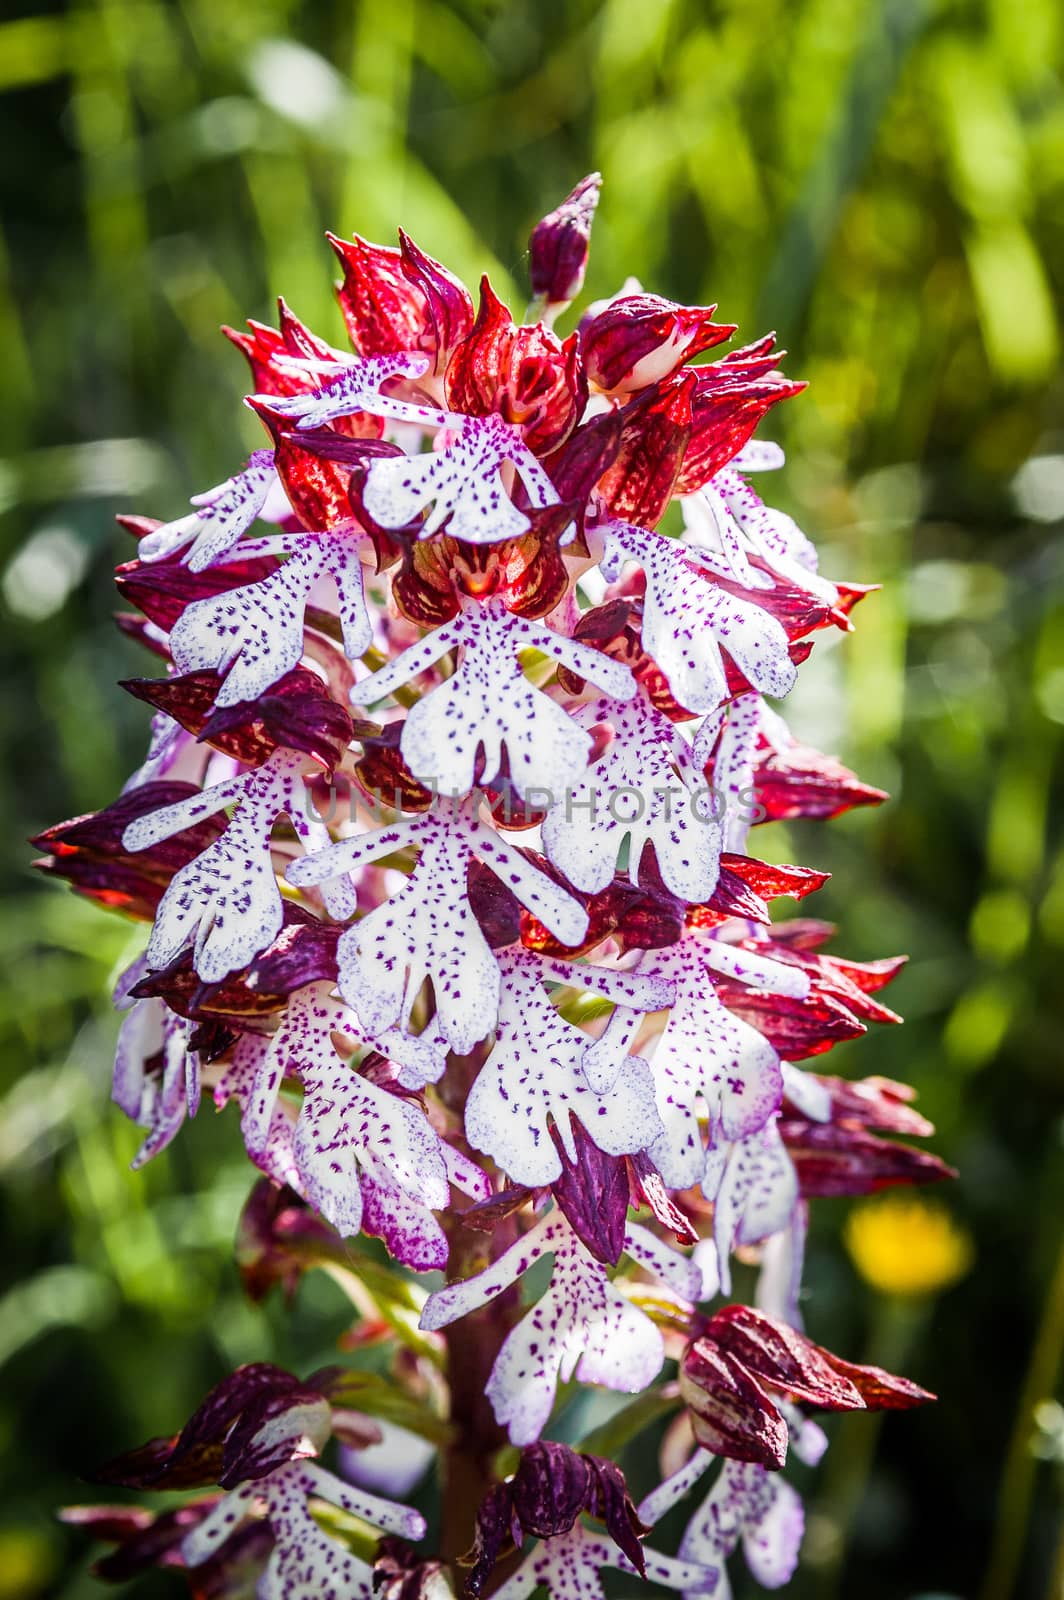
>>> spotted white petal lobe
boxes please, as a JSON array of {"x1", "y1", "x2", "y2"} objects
[
  {"x1": 542, "y1": 692, "x2": 721, "y2": 900},
  {"x1": 601, "y1": 521, "x2": 795, "y2": 714},
  {"x1": 171, "y1": 530, "x2": 371, "y2": 708},
  {"x1": 139, "y1": 450, "x2": 279, "y2": 571},
  {"x1": 464, "y1": 949, "x2": 662, "y2": 1185},
  {"x1": 363, "y1": 414, "x2": 558, "y2": 544}
]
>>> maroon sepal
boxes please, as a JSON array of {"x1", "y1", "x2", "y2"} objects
[
  {"x1": 528, "y1": 173, "x2": 601, "y2": 309},
  {"x1": 680, "y1": 1305, "x2": 933, "y2": 1468},
  {"x1": 225, "y1": 297, "x2": 345, "y2": 399},
  {"x1": 457, "y1": 1186, "x2": 534, "y2": 1234},
  {"x1": 398, "y1": 229, "x2": 475, "y2": 365},
  {"x1": 466, "y1": 1443, "x2": 646, "y2": 1596},
  {"x1": 781, "y1": 1120, "x2": 956, "y2": 1196},
  {"x1": 62, "y1": 1498, "x2": 271, "y2": 1592},
  {"x1": 329, "y1": 232, "x2": 446, "y2": 361},
  {"x1": 689, "y1": 854, "x2": 830, "y2": 931},
  {"x1": 716, "y1": 984, "x2": 867, "y2": 1059},
  {"x1": 520, "y1": 860, "x2": 686, "y2": 959},
  {"x1": 114, "y1": 612, "x2": 172, "y2": 660},
  {"x1": 94, "y1": 1364, "x2": 327, "y2": 1491},
  {"x1": 131, "y1": 907, "x2": 341, "y2": 1021},
  {"x1": 673, "y1": 340, "x2": 807, "y2": 495},
  {"x1": 751, "y1": 736, "x2": 888, "y2": 822},
  {"x1": 122, "y1": 666, "x2": 352, "y2": 771},
  {"x1": 581, "y1": 294, "x2": 735, "y2": 394},
  {"x1": 116, "y1": 512, "x2": 163, "y2": 541},
  {"x1": 237, "y1": 1182, "x2": 355, "y2": 1304},
  {"x1": 627, "y1": 1152, "x2": 700, "y2": 1245},
  {"x1": 678, "y1": 1338, "x2": 791, "y2": 1467},
  {"x1": 595, "y1": 374, "x2": 695, "y2": 529},
  {"x1": 354, "y1": 720, "x2": 437, "y2": 811},
  {"x1": 467, "y1": 860, "x2": 523, "y2": 950},
  {"x1": 811, "y1": 1073, "x2": 931, "y2": 1135},
  {"x1": 445, "y1": 278, "x2": 586, "y2": 455},
  {"x1": 550, "y1": 1117, "x2": 630, "y2": 1265},
  {"x1": 31, "y1": 783, "x2": 226, "y2": 921},
  {"x1": 247, "y1": 396, "x2": 367, "y2": 532},
  {"x1": 115, "y1": 549, "x2": 280, "y2": 633}
]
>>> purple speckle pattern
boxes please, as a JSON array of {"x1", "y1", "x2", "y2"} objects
[
  {"x1": 123, "y1": 749, "x2": 356, "y2": 983},
  {"x1": 488, "y1": 1516, "x2": 717, "y2": 1600},
  {"x1": 677, "y1": 1458, "x2": 805, "y2": 1598},
  {"x1": 216, "y1": 981, "x2": 448, "y2": 1245},
  {"x1": 600, "y1": 518, "x2": 797, "y2": 713},
  {"x1": 354, "y1": 597, "x2": 635, "y2": 802},
  {"x1": 702, "y1": 1120, "x2": 799, "y2": 1295},
  {"x1": 181, "y1": 1459, "x2": 426, "y2": 1599},
  {"x1": 464, "y1": 948, "x2": 663, "y2": 1187},
  {"x1": 288, "y1": 801, "x2": 589, "y2": 1053},
  {"x1": 542, "y1": 688, "x2": 722, "y2": 900},
  {"x1": 363, "y1": 413, "x2": 560, "y2": 545},
  {"x1": 421, "y1": 1210, "x2": 696, "y2": 1446},
  {"x1": 139, "y1": 449, "x2": 279, "y2": 572},
  {"x1": 260, "y1": 350, "x2": 434, "y2": 430},
  {"x1": 171, "y1": 528, "x2": 372, "y2": 708}
]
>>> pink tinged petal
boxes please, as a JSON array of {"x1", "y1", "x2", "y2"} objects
[
  {"x1": 705, "y1": 1124, "x2": 799, "y2": 1292},
  {"x1": 257, "y1": 351, "x2": 435, "y2": 430},
  {"x1": 601, "y1": 521, "x2": 796, "y2": 714},
  {"x1": 113, "y1": 998, "x2": 196, "y2": 1166},
  {"x1": 542, "y1": 692, "x2": 721, "y2": 901},
  {"x1": 356, "y1": 600, "x2": 632, "y2": 804},
  {"x1": 464, "y1": 949, "x2": 662, "y2": 1186},
  {"x1": 139, "y1": 450, "x2": 279, "y2": 572},
  {"x1": 214, "y1": 1034, "x2": 302, "y2": 1191},
  {"x1": 292, "y1": 1052, "x2": 448, "y2": 1238},
  {"x1": 123, "y1": 751, "x2": 328, "y2": 983},
  {"x1": 363, "y1": 414, "x2": 559, "y2": 546},
  {"x1": 358, "y1": 1175, "x2": 449, "y2": 1271},
  {"x1": 643, "y1": 941, "x2": 783, "y2": 1189},
  {"x1": 170, "y1": 529, "x2": 372, "y2": 708}
]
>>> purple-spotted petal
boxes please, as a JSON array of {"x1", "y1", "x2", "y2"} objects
[
  {"x1": 601, "y1": 520, "x2": 796, "y2": 714},
  {"x1": 171, "y1": 529, "x2": 372, "y2": 708},
  {"x1": 288, "y1": 804, "x2": 588, "y2": 1053},
  {"x1": 355, "y1": 599, "x2": 634, "y2": 803},
  {"x1": 639, "y1": 937, "x2": 785, "y2": 1190},
  {"x1": 363, "y1": 414, "x2": 559, "y2": 546},
  {"x1": 139, "y1": 450, "x2": 279, "y2": 572},
  {"x1": 464, "y1": 949, "x2": 663, "y2": 1187},
  {"x1": 542, "y1": 690, "x2": 721, "y2": 900},
  {"x1": 182, "y1": 1459, "x2": 425, "y2": 1596},
  {"x1": 122, "y1": 750, "x2": 352, "y2": 983},
  {"x1": 257, "y1": 351, "x2": 435, "y2": 430}
]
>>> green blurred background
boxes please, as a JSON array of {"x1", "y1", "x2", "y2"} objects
[{"x1": 1, "y1": 0, "x2": 1063, "y2": 1595}]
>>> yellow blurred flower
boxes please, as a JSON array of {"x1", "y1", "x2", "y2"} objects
[{"x1": 844, "y1": 1196, "x2": 974, "y2": 1299}]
